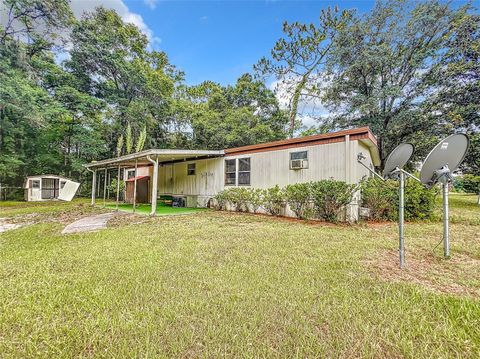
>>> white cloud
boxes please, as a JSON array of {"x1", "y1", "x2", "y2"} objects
[
  {"x1": 70, "y1": 0, "x2": 160, "y2": 49},
  {"x1": 144, "y1": 0, "x2": 159, "y2": 10}
]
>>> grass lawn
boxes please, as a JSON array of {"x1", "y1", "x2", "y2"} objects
[
  {"x1": 0, "y1": 194, "x2": 479, "y2": 358},
  {"x1": 105, "y1": 202, "x2": 207, "y2": 215}
]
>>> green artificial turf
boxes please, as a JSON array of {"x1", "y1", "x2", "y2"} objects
[{"x1": 0, "y1": 194, "x2": 479, "y2": 358}]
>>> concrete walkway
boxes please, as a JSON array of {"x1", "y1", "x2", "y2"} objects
[{"x1": 62, "y1": 212, "x2": 116, "y2": 234}]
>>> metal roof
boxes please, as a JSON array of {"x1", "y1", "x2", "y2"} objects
[
  {"x1": 84, "y1": 149, "x2": 225, "y2": 169},
  {"x1": 84, "y1": 127, "x2": 380, "y2": 169}
]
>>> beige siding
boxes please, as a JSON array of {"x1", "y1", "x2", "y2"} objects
[
  {"x1": 355, "y1": 141, "x2": 375, "y2": 182},
  {"x1": 154, "y1": 158, "x2": 224, "y2": 205},
  {"x1": 143, "y1": 139, "x2": 375, "y2": 212},
  {"x1": 226, "y1": 141, "x2": 347, "y2": 189}
]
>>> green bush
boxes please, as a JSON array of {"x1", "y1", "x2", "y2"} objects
[
  {"x1": 285, "y1": 183, "x2": 312, "y2": 219},
  {"x1": 213, "y1": 190, "x2": 228, "y2": 210},
  {"x1": 454, "y1": 174, "x2": 480, "y2": 194},
  {"x1": 360, "y1": 177, "x2": 437, "y2": 221},
  {"x1": 360, "y1": 178, "x2": 398, "y2": 220},
  {"x1": 214, "y1": 187, "x2": 262, "y2": 212},
  {"x1": 263, "y1": 185, "x2": 286, "y2": 216},
  {"x1": 311, "y1": 180, "x2": 356, "y2": 222},
  {"x1": 249, "y1": 188, "x2": 264, "y2": 213}
]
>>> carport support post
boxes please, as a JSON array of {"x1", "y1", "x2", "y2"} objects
[
  {"x1": 103, "y1": 167, "x2": 107, "y2": 208},
  {"x1": 116, "y1": 164, "x2": 121, "y2": 211},
  {"x1": 150, "y1": 156, "x2": 159, "y2": 216},
  {"x1": 91, "y1": 169, "x2": 97, "y2": 206},
  {"x1": 133, "y1": 159, "x2": 138, "y2": 213}
]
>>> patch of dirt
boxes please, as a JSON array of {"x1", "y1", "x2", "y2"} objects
[
  {"x1": 2, "y1": 204, "x2": 110, "y2": 230},
  {"x1": 0, "y1": 218, "x2": 25, "y2": 233},
  {"x1": 365, "y1": 249, "x2": 480, "y2": 298},
  {"x1": 107, "y1": 213, "x2": 156, "y2": 228}
]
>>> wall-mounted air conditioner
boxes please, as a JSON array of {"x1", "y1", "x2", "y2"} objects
[{"x1": 290, "y1": 159, "x2": 308, "y2": 170}]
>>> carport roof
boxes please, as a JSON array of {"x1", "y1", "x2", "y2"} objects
[{"x1": 84, "y1": 149, "x2": 225, "y2": 169}]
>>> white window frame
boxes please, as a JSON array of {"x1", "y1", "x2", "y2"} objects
[
  {"x1": 187, "y1": 163, "x2": 196, "y2": 176},
  {"x1": 225, "y1": 159, "x2": 237, "y2": 186},
  {"x1": 237, "y1": 158, "x2": 251, "y2": 186},
  {"x1": 289, "y1": 150, "x2": 309, "y2": 170}
]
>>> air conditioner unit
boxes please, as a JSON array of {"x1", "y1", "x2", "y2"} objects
[{"x1": 290, "y1": 159, "x2": 308, "y2": 170}]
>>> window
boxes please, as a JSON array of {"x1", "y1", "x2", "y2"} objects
[
  {"x1": 187, "y1": 163, "x2": 196, "y2": 176},
  {"x1": 127, "y1": 170, "x2": 135, "y2": 179},
  {"x1": 238, "y1": 158, "x2": 251, "y2": 186},
  {"x1": 225, "y1": 159, "x2": 236, "y2": 185},
  {"x1": 290, "y1": 151, "x2": 308, "y2": 161},
  {"x1": 32, "y1": 180, "x2": 40, "y2": 189}
]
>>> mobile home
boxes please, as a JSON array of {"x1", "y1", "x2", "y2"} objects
[{"x1": 85, "y1": 127, "x2": 380, "y2": 220}]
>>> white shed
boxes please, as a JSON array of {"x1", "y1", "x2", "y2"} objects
[{"x1": 24, "y1": 175, "x2": 80, "y2": 202}]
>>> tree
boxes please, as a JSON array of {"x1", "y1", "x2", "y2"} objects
[
  {"x1": 186, "y1": 74, "x2": 288, "y2": 149},
  {"x1": 426, "y1": 8, "x2": 479, "y2": 174},
  {"x1": 322, "y1": 0, "x2": 456, "y2": 168},
  {"x1": 125, "y1": 123, "x2": 133, "y2": 154},
  {"x1": 255, "y1": 7, "x2": 352, "y2": 136},
  {"x1": 135, "y1": 126, "x2": 147, "y2": 153},
  {"x1": 0, "y1": 0, "x2": 73, "y2": 46},
  {"x1": 66, "y1": 7, "x2": 179, "y2": 153}
]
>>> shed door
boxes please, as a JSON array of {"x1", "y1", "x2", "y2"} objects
[
  {"x1": 58, "y1": 180, "x2": 80, "y2": 201},
  {"x1": 41, "y1": 178, "x2": 59, "y2": 199}
]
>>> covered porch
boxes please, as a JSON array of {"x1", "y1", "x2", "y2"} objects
[{"x1": 84, "y1": 149, "x2": 224, "y2": 215}]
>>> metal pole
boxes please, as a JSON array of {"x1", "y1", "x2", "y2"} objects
[
  {"x1": 399, "y1": 171, "x2": 405, "y2": 268},
  {"x1": 133, "y1": 159, "x2": 138, "y2": 213},
  {"x1": 147, "y1": 156, "x2": 159, "y2": 216},
  {"x1": 107, "y1": 171, "x2": 110, "y2": 199},
  {"x1": 103, "y1": 168, "x2": 107, "y2": 208},
  {"x1": 443, "y1": 182, "x2": 450, "y2": 258},
  {"x1": 91, "y1": 169, "x2": 96, "y2": 206},
  {"x1": 116, "y1": 164, "x2": 121, "y2": 211}
]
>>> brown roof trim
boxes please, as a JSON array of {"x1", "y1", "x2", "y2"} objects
[{"x1": 224, "y1": 127, "x2": 377, "y2": 156}]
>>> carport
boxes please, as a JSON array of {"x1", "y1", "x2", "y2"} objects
[{"x1": 84, "y1": 149, "x2": 224, "y2": 215}]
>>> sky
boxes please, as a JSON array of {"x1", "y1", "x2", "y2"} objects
[
  {"x1": 126, "y1": 0, "x2": 376, "y2": 85},
  {"x1": 70, "y1": 0, "x2": 377, "y2": 86}
]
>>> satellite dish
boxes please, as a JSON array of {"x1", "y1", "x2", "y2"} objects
[
  {"x1": 420, "y1": 134, "x2": 470, "y2": 186},
  {"x1": 383, "y1": 143, "x2": 414, "y2": 178},
  {"x1": 420, "y1": 133, "x2": 469, "y2": 259}
]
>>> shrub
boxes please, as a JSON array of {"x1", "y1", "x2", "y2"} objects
[
  {"x1": 285, "y1": 182, "x2": 313, "y2": 219},
  {"x1": 214, "y1": 188, "x2": 254, "y2": 212},
  {"x1": 360, "y1": 178, "x2": 398, "y2": 221},
  {"x1": 249, "y1": 188, "x2": 264, "y2": 213},
  {"x1": 213, "y1": 190, "x2": 228, "y2": 210},
  {"x1": 311, "y1": 180, "x2": 356, "y2": 222},
  {"x1": 360, "y1": 177, "x2": 437, "y2": 221},
  {"x1": 263, "y1": 185, "x2": 285, "y2": 216},
  {"x1": 455, "y1": 174, "x2": 480, "y2": 194},
  {"x1": 404, "y1": 179, "x2": 437, "y2": 221}
]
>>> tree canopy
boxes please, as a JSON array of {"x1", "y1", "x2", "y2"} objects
[{"x1": 0, "y1": 0, "x2": 478, "y2": 190}]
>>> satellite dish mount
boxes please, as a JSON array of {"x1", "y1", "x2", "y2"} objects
[{"x1": 420, "y1": 134, "x2": 470, "y2": 258}]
